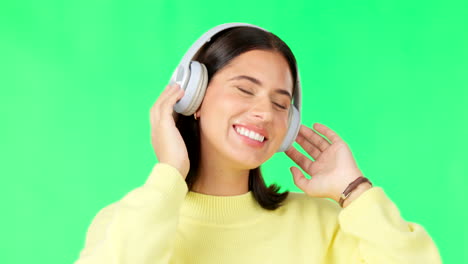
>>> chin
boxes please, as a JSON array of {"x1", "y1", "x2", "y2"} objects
[{"x1": 226, "y1": 148, "x2": 275, "y2": 170}]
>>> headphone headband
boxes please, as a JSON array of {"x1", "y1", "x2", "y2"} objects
[{"x1": 178, "y1": 23, "x2": 265, "y2": 71}]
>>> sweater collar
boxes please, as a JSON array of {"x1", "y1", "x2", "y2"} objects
[{"x1": 180, "y1": 190, "x2": 267, "y2": 225}]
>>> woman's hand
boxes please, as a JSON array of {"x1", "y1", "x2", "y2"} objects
[
  {"x1": 285, "y1": 123, "x2": 367, "y2": 204},
  {"x1": 150, "y1": 84, "x2": 190, "y2": 179}
]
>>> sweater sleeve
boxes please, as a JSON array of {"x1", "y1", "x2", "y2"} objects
[
  {"x1": 74, "y1": 163, "x2": 188, "y2": 264},
  {"x1": 323, "y1": 187, "x2": 442, "y2": 264}
]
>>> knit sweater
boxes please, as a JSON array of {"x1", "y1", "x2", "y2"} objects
[{"x1": 74, "y1": 163, "x2": 442, "y2": 264}]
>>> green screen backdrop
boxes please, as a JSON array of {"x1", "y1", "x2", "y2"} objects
[{"x1": 1, "y1": 0, "x2": 466, "y2": 263}]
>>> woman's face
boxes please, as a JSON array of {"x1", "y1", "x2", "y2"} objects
[{"x1": 196, "y1": 49, "x2": 294, "y2": 169}]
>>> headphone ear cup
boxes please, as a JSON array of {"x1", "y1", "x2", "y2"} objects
[
  {"x1": 173, "y1": 61, "x2": 208, "y2": 115},
  {"x1": 278, "y1": 106, "x2": 300, "y2": 152}
]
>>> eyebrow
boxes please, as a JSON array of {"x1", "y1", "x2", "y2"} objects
[{"x1": 228, "y1": 75, "x2": 292, "y2": 99}]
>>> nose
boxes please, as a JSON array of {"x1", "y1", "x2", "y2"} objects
[{"x1": 249, "y1": 97, "x2": 273, "y2": 122}]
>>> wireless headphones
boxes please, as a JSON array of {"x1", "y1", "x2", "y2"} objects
[{"x1": 169, "y1": 23, "x2": 302, "y2": 152}]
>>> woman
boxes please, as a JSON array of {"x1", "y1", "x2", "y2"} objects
[{"x1": 75, "y1": 24, "x2": 441, "y2": 264}]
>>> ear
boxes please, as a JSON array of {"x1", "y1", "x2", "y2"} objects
[{"x1": 194, "y1": 109, "x2": 201, "y2": 119}]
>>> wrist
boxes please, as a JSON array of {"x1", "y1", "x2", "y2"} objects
[
  {"x1": 333, "y1": 170, "x2": 363, "y2": 202},
  {"x1": 342, "y1": 182, "x2": 372, "y2": 208}
]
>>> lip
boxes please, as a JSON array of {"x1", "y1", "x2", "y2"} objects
[{"x1": 232, "y1": 124, "x2": 269, "y2": 139}]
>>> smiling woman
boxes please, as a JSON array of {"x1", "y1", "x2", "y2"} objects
[{"x1": 74, "y1": 23, "x2": 442, "y2": 264}]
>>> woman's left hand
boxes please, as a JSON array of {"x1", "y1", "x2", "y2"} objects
[{"x1": 285, "y1": 123, "x2": 367, "y2": 203}]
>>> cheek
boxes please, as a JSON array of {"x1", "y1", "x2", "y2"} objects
[
  {"x1": 276, "y1": 112, "x2": 290, "y2": 127},
  {"x1": 198, "y1": 93, "x2": 240, "y2": 136},
  {"x1": 201, "y1": 90, "x2": 246, "y2": 117}
]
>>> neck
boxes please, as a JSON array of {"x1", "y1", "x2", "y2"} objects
[{"x1": 191, "y1": 153, "x2": 250, "y2": 196}]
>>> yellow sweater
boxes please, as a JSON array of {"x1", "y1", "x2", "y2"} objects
[{"x1": 74, "y1": 163, "x2": 442, "y2": 264}]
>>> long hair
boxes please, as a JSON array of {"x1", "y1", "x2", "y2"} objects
[{"x1": 176, "y1": 26, "x2": 298, "y2": 210}]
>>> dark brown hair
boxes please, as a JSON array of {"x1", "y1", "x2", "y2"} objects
[{"x1": 176, "y1": 26, "x2": 298, "y2": 210}]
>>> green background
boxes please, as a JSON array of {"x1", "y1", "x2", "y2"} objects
[{"x1": 1, "y1": 0, "x2": 466, "y2": 263}]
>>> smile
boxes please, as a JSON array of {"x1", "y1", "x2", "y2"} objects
[{"x1": 233, "y1": 125, "x2": 266, "y2": 143}]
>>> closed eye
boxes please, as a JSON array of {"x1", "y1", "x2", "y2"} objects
[
  {"x1": 237, "y1": 86, "x2": 288, "y2": 110},
  {"x1": 236, "y1": 86, "x2": 254, "y2": 95},
  {"x1": 273, "y1": 102, "x2": 288, "y2": 110}
]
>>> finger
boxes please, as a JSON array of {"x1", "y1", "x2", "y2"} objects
[
  {"x1": 298, "y1": 125, "x2": 331, "y2": 152},
  {"x1": 295, "y1": 133, "x2": 321, "y2": 160},
  {"x1": 159, "y1": 84, "x2": 181, "y2": 107},
  {"x1": 161, "y1": 84, "x2": 183, "y2": 107},
  {"x1": 151, "y1": 85, "x2": 182, "y2": 123},
  {"x1": 290, "y1": 166, "x2": 310, "y2": 191},
  {"x1": 160, "y1": 85, "x2": 185, "y2": 117},
  {"x1": 151, "y1": 84, "x2": 176, "y2": 111},
  {"x1": 313, "y1": 123, "x2": 343, "y2": 144},
  {"x1": 285, "y1": 146, "x2": 313, "y2": 173}
]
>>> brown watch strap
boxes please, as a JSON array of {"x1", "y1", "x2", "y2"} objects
[{"x1": 339, "y1": 176, "x2": 372, "y2": 207}]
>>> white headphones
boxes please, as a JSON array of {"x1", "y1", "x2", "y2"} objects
[{"x1": 169, "y1": 23, "x2": 302, "y2": 152}]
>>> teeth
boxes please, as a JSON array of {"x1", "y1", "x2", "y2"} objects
[{"x1": 235, "y1": 126, "x2": 265, "y2": 142}]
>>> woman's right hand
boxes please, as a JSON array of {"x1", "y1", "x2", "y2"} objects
[{"x1": 150, "y1": 84, "x2": 190, "y2": 179}]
